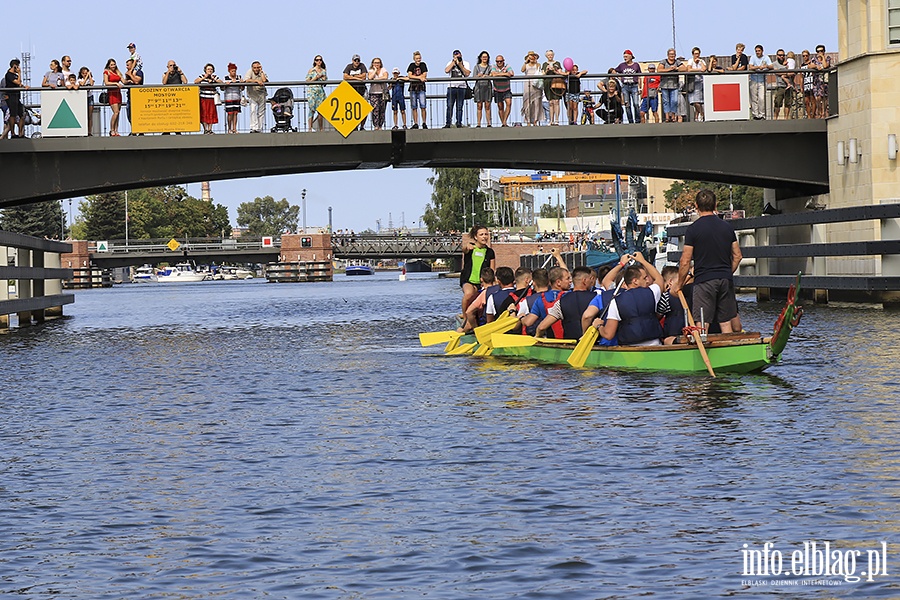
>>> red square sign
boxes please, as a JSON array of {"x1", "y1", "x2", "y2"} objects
[
  {"x1": 712, "y1": 83, "x2": 742, "y2": 112},
  {"x1": 262, "y1": 236, "x2": 273, "y2": 248}
]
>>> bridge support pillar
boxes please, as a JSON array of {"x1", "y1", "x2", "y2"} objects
[
  {"x1": 811, "y1": 223, "x2": 828, "y2": 304},
  {"x1": 16, "y1": 247, "x2": 32, "y2": 326},
  {"x1": 755, "y1": 228, "x2": 770, "y2": 303},
  {"x1": 0, "y1": 244, "x2": 8, "y2": 329},
  {"x1": 279, "y1": 234, "x2": 333, "y2": 281},
  {"x1": 882, "y1": 206, "x2": 900, "y2": 307}
]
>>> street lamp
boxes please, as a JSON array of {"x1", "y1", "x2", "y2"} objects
[
  {"x1": 68, "y1": 199, "x2": 72, "y2": 238},
  {"x1": 301, "y1": 188, "x2": 307, "y2": 233}
]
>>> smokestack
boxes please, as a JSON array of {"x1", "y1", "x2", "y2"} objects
[{"x1": 201, "y1": 181, "x2": 211, "y2": 202}]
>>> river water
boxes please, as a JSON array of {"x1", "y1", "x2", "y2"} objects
[{"x1": 2, "y1": 273, "x2": 899, "y2": 598}]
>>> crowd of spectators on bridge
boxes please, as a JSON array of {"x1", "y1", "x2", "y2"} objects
[{"x1": 1, "y1": 41, "x2": 835, "y2": 138}]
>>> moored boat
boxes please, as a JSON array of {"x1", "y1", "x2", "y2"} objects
[
  {"x1": 346, "y1": 265, "x2": 375, "y2": 276},
  {"x1": 133, "y1": 265, "x2": 157, "y2": 283},
  {"x1": 157, "y1": 263, "x2": 207, "y2": 283},
  {"x1": 403, "y1": 259, "x2": 432, "y2": 273}
]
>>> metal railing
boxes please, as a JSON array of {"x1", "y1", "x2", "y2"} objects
[
  {"x1": 0, "y1": 231, "x2": 74, "y2": 328},
  {"x1": 665, "y1": 202, "x2": 900, "y2": 300},
  {"x1": 3, "y1": 64, "x2": 838, "y2": 138}
]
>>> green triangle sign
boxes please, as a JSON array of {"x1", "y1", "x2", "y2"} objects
[{"x1": 48, "y1": 99, "x2": 82, "y2": 129}]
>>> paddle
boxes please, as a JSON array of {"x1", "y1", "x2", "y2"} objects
[
  {"x1": 473, "y1": 310, "x2": 519, "y2": 345},
  {"x1": 567, "y1": 275, "x2": 626, "y2": 368},
  {"x1": 677, "y1": 290, "x2": 716, "y2": 378},
  {"x1": 446, "y1": 341, "x2": 478, "y2": 355},
  {"x1": 472, "y1": 343, "x2": 493, "y2": 356},
  {"x1": 419, "y1": 330, "x2": 464, "y2": 347},
  {"x1": 444, "y1": 336, "x2": 462, "y2": 353}
]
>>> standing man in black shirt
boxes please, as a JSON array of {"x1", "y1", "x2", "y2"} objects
[
  {"x1": 671, "y1": 189, "x2": 743, "y2": 333},
  {"x1": 5, "y1": 59, "x2": 28, "y2": 138}
]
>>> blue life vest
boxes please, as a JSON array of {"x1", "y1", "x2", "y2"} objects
[
  {"x1": 558, "y1": 290, "x2": 598, "y2": 340},
  {"x1": 476, "y1": 284, "x2": 501, "y2": 326},
  {"x1": 488, "y1": 286, "x2": 515, "y2": 319},
  {"x1": 615, "y1": 286, "x2": 663, "y2": 345},
  {"x1": 597, "y1": 287, "x2": 618, "y2": 346}
]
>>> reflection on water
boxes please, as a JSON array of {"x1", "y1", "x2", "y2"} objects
[{"x1": 2, "y1": 275, "x2": 899, "y2": 598}]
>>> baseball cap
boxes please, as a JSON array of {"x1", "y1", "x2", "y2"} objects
[
  {"x1": 352, "y1": 54, "x2": 360, "y2": 61},
  {"x1": 623, "y1": 49, "x2": 633, "y2": 56},
  {"x1": 392, "y1": 67, "x2": 400, "y2": 73},
  {"x1": 648, "y1": 63, "x2": 656, "y2": 70},
  {"x1": 127, "y1": 42, "x2": 136, "y2": 48},
  {"x1": 453, "y1": 49, "x2": 462, "y2": 56}
]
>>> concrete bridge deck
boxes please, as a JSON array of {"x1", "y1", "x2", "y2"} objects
[{"x1": 0, "y1": 120, "x2": 829, "y2": 208}]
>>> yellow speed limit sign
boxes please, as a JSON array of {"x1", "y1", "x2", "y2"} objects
[{"x1": 318, "y1": 81, "x2": 372, "y2": 138}]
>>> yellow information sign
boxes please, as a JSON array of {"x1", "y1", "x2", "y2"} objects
[
  {"x1": 317, "y1": 81, "x2": 373, "y2": 138},
  {"x1": 131, "y1": 86, "x2": 200, "y2": 134},
  {"x1": 167, "y1": 239, "x2": 181, "y2": 251}
]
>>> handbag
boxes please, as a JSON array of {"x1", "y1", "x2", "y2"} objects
[
  {"x1": 214, "y1": 91, "x2": 222, "y2": 105},
  {"x1": 681, "y1": 76, "x2": 695, "y2": 94},
  {"x1": 464, "y1": 83, "x2": 474, "y2": 100},
  {"x1": 98, "y1": 91, "x2": 109, "y2": 104},
  {"x1": 551, "y1": 78, "x2": 566, "y2": 92}
]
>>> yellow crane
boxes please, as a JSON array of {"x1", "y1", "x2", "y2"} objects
[{"x1": 497, "y1": 172, "x2": 618, "y2": 203}]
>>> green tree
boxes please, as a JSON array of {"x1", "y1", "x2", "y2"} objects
[
  {"x1": 0, "y1": 201, "x2": 66, "y2": 238},
  {"x1": 422, "y1": 168, "x2": 494, "y2": 233},
  {"x1": 539, "y1": 202, "x2": 564, "y2": 219},
  {"x1": 81, "y1": 186, "x2": 232, "y2": 240},
  {"x1": 663, "y1": 181, "x2": 764, "y2": 216},
  {"x1": 81, "y1": 192, "x2": 126, "y2": 240},
  {"x1": 236, "y1": 195, "x2": 300, "y2": 236}
]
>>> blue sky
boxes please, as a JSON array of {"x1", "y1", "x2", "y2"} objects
[{"x1": 12, "y1": 0, "x2": 837, "y2": 231}]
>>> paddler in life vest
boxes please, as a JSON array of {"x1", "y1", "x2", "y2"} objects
[
  {"x1": 515, "y1": 267, "x2": 550, "y2": 336},
  {"x1": 535, "y1": 266, "x2": 598, "y2": 339},
  {"x1": 581, "y1": 256, "x2": 637, "y2": 347},
  {"x1": 598, "y1": 251, "x2": 665, "y2": 346},
  {"x1": 483, "y1": 266, "x2": 516, "y2": 323},
  {"x1": 520, "y1": 262, "x2": 571, "y2": 338},
  {"x1": 488, "y1": 267, "x2": 533, "y2": 322},
  {"x1": 458, "y1": 267, "x2": 497, "y2": 333},
  {"x1": 459, "y1": 225, "x2": 496, "y2": 317}
]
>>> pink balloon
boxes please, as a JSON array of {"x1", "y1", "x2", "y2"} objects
[{"x1": 563, "y1": 57, "x2": 574, "y2": 71}]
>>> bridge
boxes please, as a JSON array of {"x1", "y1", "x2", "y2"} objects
[
  {"x1": 0, "y1": 120, "x2": 828, "y2": 209},
  {"x1": 84, "y1": 234, "x2": 463, "y2": 268}
]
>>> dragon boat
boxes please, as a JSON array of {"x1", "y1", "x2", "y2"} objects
[{"x1": 419, "y1": 274, "x2": 804, "y2": 375}]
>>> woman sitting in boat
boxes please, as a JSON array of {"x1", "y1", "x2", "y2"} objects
[
  {"x1": 459, "y1": 225, "x2": 495, "y2": 318},
  {"x1": 598, "y1": 252, "x2": 665, "y2": 346}
]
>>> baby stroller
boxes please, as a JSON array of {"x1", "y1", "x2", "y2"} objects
[{"x1": 270, "y1": 88, "x2": 296, "y2": 133}]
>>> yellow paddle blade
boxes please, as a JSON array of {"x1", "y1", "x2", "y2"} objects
[
  {"x1": 472, "y1": 343, "x2": 493, "y2": 356},
  {"x1": 474, "y1": 313, "x2": 519, "y2": 345},
  {"x1": 444, "y1": 336, "x2": 462, "y2": 353},
  {"x1": 447, "y1": 342, "x2": 478, "y2": 355},
  {"x1": 567, "y1": 327, "x2": 599, "y2": 368},
  {"x1": 491, "y1": 333, "x2": 538, "y2": 348},
  {"x1": 419, "y1": 330, "x2": 463, "y2": 347}
]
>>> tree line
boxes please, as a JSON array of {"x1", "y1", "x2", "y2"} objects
[{"x1": 0, "y1": 187, "x2": 303, "y2": 240}]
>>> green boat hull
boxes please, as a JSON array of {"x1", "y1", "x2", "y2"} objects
[{"x1": 490, "y1": 338, "x2": 775, "y2": 374}]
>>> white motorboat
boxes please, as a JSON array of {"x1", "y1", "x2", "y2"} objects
[
  {"x1": 156, "y1": 263, "x2": 207, "y2": 283},
  {"x1": 133, "y1": 265, "x2": 158, "y2": 283}
]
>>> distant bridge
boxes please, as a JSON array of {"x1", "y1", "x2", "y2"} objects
[
  {"x1": 85, "y1": 234, "x2": 462, "y2": 268},
  {"x1": 0, "y1": 120, "x2": 829, "y2": 208}
]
